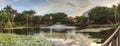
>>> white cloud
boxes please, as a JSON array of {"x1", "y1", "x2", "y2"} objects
[
  {"x1": 0, "y1": 0, "x2": 7, "y2": 6},
  {"x1": 33, "y1": 0, "x2": 120, "y2": 17},
  {"x1": 0, "y1": 0, "x2": 20, "y2": 6},
  {"x1": 12, "y1": 0, "x2": 19, "y2": 2},
  {"x1": 0, "y1": 0, "x2": 119, "y2": 16}
]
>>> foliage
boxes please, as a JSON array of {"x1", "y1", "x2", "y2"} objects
[
  {"x1": 88, "y1": 6, "x2": 114, "y2": 24},
  {"x1": 0, "y1": 5, "x2": 17, "y2": 29},
  {"x1": 2, "y1": 5, "x2": 17, "y2": 22},
  {"x1": 14, "y1": 13, "x2": 28, "y2": 23},
  {"x1": 22, "y1": 10, "x2": 36, "y2": 24},
  {"x1": 51, "y1": 12, "x2": 67, "y2": 24},
  {"x1": 14, "y1": 10, "x2": 36, "y2": 26},
  {"x1": 0, "y1": 5, "x2": 120, "y2": 31},
  {"x1": 41, "y1": 14, "x2": 51, "y2": 24},
  {"x1": 0, "y1": 12, "x2": 8, "y2": 22},
  {"x1": 66, "y1": 19, "x2": 75, "y2": 26},
  {"x1": 32, "y1": 16, "x2": 42, "y2": 25},
  {"x1": 81, "y1": 28, "x2": 115, "y2": 43},
  {"x1": 75, "y1": 16, "x2": 88, "y2": 29},
  {"x1": 41, "y1": 12, "x2": 68, "y2": 24},
  {"x1": 22, "y1": 10, "x2": 35, "y2": 16},
  {"x1": 115, "y1": 4, "x2": 120, "y2": 22}
]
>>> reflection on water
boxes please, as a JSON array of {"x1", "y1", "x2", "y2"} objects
[
  {"x1": 3, "y1": 27, "x2": 101, "y2": 46},
  {"x1": 3, "y1": 27, "x2": 40, "y2": 35},
  {"x1": 3, "y1": 27, "x2": 75, "y2": 35},
  {"x1": 34, "y1": 33, "x2": 101, "y2": 46}
]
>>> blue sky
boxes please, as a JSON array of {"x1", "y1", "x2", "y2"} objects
[{"x1": 0, "y1": 0, "x2": 119, "y2": 17}]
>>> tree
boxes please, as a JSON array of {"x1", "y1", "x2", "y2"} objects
[
  {"x1": 75, "y1": 16, "x2": 88, "y2": 29},
  {"x1": 22, "y1": 10, "x2": 35, "y2": 16},
  {"x1": 22, "y1": 10, "x2": 36, "y2": 25},
  {"x1": 0, "y1": 11, "x2": 8, "y2": 32},
  {"x1": 0, "y1": 11, "x2": 8, "y2": 22},
  {"x1": 116, "y1": 4, "x2": 120, "y2": 22},
  {"x1": 14, "y1": 13, "x2": 28, "y2": 25},
  {"x1": 41, "y1": 14, "x2": 51, "y2": 24},
  {"x1": 88, "y1": 6, "x2": 114, "y2": 24},
  {"x1": 32, "y1": 16, "x2": 42, "y2": 25},
  {"x1": 112, "y1": 5, "x2": 118, "y2": 23},
  {"x1": 51, "y1": 12, "x2": 67, "y2": 24},
  {"x1": 42, "y1": 12, "x2": 68, "y2": 25},
  {"x1": 1, "y1": 5, "x2": 17, "y2": 28},
  {"x1": 66, "y1": 17, "x2": 75, "y2": 26},
  {"x1": 2, "y1": 5, "x2": 17, "y2": 22}
]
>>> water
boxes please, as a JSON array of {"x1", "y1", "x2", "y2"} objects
[
  {"x1": 47, "y1": 39, "x2": 101, "y2": 46},
  {"x1": 35, "y1": 33, "x2": 101, "y2": 46},
  {"x1": 3, "y1": 27, "x2": 76, "y2": 35},
  {"x1": 2, "y1": 27, "x2": 101, "y2": 46},
  {"x1": 3, "y1": 28, "x2": 39, "y2": 35}
]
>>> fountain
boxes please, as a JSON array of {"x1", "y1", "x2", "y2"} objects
[
  {"x1": 40, "y1": 22, "x2": 77, "y2": 34},
  {"x1": 38, "y1": 23, "x2": 102, "y2": 46}
]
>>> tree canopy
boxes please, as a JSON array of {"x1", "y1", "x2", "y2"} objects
[
  {"x1": 88, "y1": 6, "x2": 114, "y2": 24},
  {"x1": 42, "y1": 12, "x2": 68, "y2": 24},
  {"x1": 0, "y1": 4, "x2": 120, "y2": 29}
]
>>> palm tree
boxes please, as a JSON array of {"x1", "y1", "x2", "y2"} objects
[
  {"x1": 112, "y1": 5, "x2": 118, "y2": 23},
  {"x1": 3, "y1": 5, "x2": 17, "y2": 24},
  {"x1": 22, "y1": 10, "x2": 35, "y2": 25},
  {"x1": 2, "y1": 5, "x2": 17, "y2": 33},
  {"x1": 22, "y1": 10, "x2": 35, "y2": 34}
]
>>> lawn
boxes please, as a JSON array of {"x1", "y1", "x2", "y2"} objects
[
  {"x1": 78, "y1": 27, "x2": 113, "y2": 32},
  {"x1": 4, "y1": 27, "x2": 33, "y2": 30}
]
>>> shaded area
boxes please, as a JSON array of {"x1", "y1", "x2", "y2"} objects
[
  {"x1": 2, "y1": 27, "x2": 40, "y2": 35},
  {"x1": 80, "y1": 28, "x2": 115, "y2": 43}
]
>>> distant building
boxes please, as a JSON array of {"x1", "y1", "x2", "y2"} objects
[
  {"x1": 82, "y1": 9, "x2": 91, "y2": 17},
  {"x1": 82, "y1": 9, "x2": 93, "y2": 24}
]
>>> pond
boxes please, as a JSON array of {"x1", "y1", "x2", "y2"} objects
[
  {"x1": 3, "y1": 24, "x2": 77, "y2": 35},
  {"x1": 0, "y1": 33, "x2": 101, "y2": 46},
  {"x1": 1, "y1": 25, "x2": 112, "y2": 46},
  {"x1": 1, "y1": 27, "x2": 103, "y2": 46},
  {"x1": 3, "y1": 27, "x2": 76, "y2": 35}
]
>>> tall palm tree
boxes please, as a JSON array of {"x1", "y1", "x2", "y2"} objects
[
  {"x1": 2, "y1": 5, "x2": 17, "y2": 33},
  {"x1": 3, "y1": 5, "x2": 17, "y2": 24},
  {"x1": 22, "y1": 10, "x2": 35, "y2": 24},
  {"x1": 22, "y1": 10, "x2": 35, "y2": 34},
  {"x1": 112, "y1": 5, "x2": 118, "y2": 23}
]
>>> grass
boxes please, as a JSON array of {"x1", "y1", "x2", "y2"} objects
[
  {"x1": 0, "y1": 33, "x2": 95, "y2": 46},
  {"x1": 0, "y1": 33, "x2": 54, "y2": 46},
  {"x1": 78, "y1": 27, "x2": 113, "y2": 32},
  {"x1": 4, "y1": 27, "x2": 33, "y2": 30}
]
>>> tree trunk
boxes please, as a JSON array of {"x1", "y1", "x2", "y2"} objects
[
  {"x1": 8, "y1": 19, "x2": 13, "y2": 33},
  {"x1": 0, "y1": 22, "x2": 2, "y2": 32}
]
